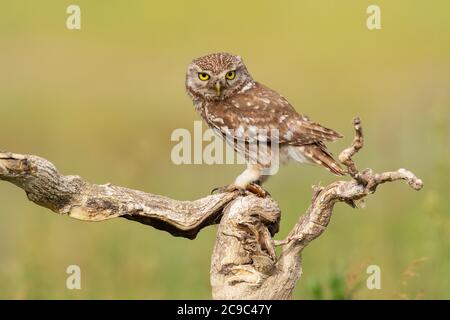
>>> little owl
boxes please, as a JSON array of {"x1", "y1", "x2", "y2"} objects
[{"x1": 185, "y1": 52, "x2": 344, "y2": 196}]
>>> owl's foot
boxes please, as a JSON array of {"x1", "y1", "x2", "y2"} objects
[
  {"x1": 211, "y1": 183, "x2": 269, "y2": 198},
  {"x1": 246, "y1": 183, "x2": 269, "y2": 198},
  {"x1": 211, "y1": 184, "x2": 246, "y2": 196}
]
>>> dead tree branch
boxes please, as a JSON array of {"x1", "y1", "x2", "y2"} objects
[
  {"x1": 0, "y1": 153, "x2": 237, "y2": 239},
  {"x1": 0, "y1": 117, "x2": 423, "y2": 299}
]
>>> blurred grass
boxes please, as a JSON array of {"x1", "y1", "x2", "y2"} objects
[{"x1": 0, "y1": 0, "x2": 449, "y2": 299}]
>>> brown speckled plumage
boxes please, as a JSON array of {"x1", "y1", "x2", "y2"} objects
[
  {"x1": 192, "y1": 53, "x2": 236, "y2": 75},
  {"x1": 186, "y1": 53, "x2": 344, "y2": 188}
]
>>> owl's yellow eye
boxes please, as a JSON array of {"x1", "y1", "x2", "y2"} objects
[
  {"x1": 225, "y1": 70, "x2": 236, "y2": 80},
  {"x1": 198, "y1": 72, "x2": 210, "y2": 81}
]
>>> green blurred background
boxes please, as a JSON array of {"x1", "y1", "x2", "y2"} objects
[{"x1": 0, "y1": 0, "x2": 449, "y2": 299}]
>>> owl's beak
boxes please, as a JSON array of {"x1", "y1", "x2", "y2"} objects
[{"x1": 214, "y1": 82, "x2": 221, "y2": 96}]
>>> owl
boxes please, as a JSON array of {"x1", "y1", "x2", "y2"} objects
[{"x1": 185, "y1": 52, "x2": 344, "y2": 196}]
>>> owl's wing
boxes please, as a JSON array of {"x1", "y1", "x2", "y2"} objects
[{"x1": 205, "y1": 82, "x2": 342, "y2": 145}]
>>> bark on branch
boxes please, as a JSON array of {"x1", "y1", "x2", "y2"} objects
[
  {"x1": 0, "y1": 153, "x2": 237, "y2": 239},
  {"x1": 0, "y1": 117, "x2": 423, "y2": 299}
]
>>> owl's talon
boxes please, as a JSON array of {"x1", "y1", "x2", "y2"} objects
[
  {"x1": 344, "y1": 199, "x2": 357, "y2": 208},
  {"x1": 211, "y1": 187, "x2": 220, "y2": 195},
  {"x1": 245, "y1": 183, "x2": 269, "y2": 198},
  {"x1": 211, "y1": 183, "x2": 269, "y2": 197},
  {"x1": 211, "y1": 184, "x2": 245, "y2": 195}
]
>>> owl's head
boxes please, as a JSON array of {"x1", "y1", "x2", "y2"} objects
[{"x1": 186, "y1": 52, "x2": 253, "y2": 101}]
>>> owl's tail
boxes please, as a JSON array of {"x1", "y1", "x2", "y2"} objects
[{"x1": 288, "y1": 143, "x2": 346, "y2": 176}]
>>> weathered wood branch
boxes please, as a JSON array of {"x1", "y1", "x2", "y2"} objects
[
  {"x1": 0, "y1": 152, "x2": 237, "y2": 239},
  {"x1": 0, "y1": 117, "x2": 423, "y2": 299}
]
